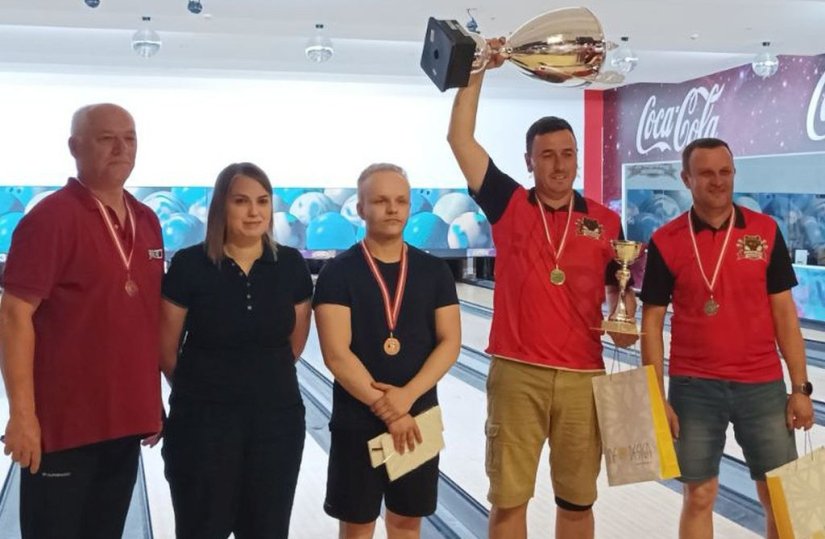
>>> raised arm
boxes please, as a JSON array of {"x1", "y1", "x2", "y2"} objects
[
  {"x1": 447, "y1": 39, "x2": 506, "y2": 193},
  {"x1": 0, "y1": 292, "x2": 42, "y2": 472}
]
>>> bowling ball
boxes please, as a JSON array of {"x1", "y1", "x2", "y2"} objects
[
  {"x1": 162, "y1": 212, "x2": 205, "y2": 252},
  {"x1": 271, "y1": 193, "x2": 289, "y2": 213},
  {"x1": 274, "y1": 188, "x2": 310, "y2": 206},
  {"x1": 2, "y1": 187, "x2": 37, "y2": 209},
  {"x1": 355, "y1": 225, "x2": 366, "y2": 242},
  {"x1": 290, "y1": 192, "x2": 339, "y2": 225},
  {"x1": 306, "y1": 212, "x2": 356, "y2": 250},
  {"x1": 640, "y1": 193, "x2": 681, "y2": 222},
  {"x1": 432, "y1": 192, "x2": 479, "y2": 225},
  {"x1": 0, "y1": 191, "x2": 24, "y2": 215},
  {"x1": 171, "y1": 186, "x2": 208, "y2": 209},
  {"x1": 410, "y1": 190, "x2": 432, "y2": 214},
  {"x1": 339, "y1": 194, "x2": 364, "y2": 227},
  {"x1": 416, "y1": 188, "x2": 452, "y2": 208},
  {"x1": 627, "y1": 212, "x2": 663, "y2": 244},
  {"x1": 324, "y1": 188, "x2": 355, "y2": 206},
  {"x1": 272, "y1": 211, "x2": 306, "y2": 249},
  {"x1": 143, "y1": 191, "x2": 187, "y2": 221},
  {"x1": 187, "y1": 198, "x2": 210, "y2": 224},
  {"x1": 448, "y1": 212, "x2": 493, "y2": 249},
  {"x1": 0, "y1": 212, "x2": 25, "y2": 252},
  {"x1": 734, "y1": 195, "x2": 761, "y2": 213},
  {"x1": 403, "y1": 212, "x2": 448, "y2": 249}
]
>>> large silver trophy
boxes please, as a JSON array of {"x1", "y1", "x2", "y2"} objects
[
  {"x1": 601, "y1": 240, "x2": 643, "y2": 335},
  {"x1": 421, "y1": 7, "x2": 619, "y2": 91}
]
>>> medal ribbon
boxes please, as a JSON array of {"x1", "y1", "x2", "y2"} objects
[
  {"x1": 360, "y1": 241, "x2": 408, "y2": 335},
  {"x1": 92, "y1": 195, "x2": 136, "y2": 278},
  {"x1": 687, "y1": 206, "x2": 735, "y2": 297},
  {"x1": 537, "y1": 192, "x2": 575, "y2": 268}
]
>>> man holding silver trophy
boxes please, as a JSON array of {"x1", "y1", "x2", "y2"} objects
[
  {"x1": 442, "y1": 10, "x2": 637, "y2": 538},
  {"x1": 640, "y1": 137, "x2": 814, "y2": 539}
]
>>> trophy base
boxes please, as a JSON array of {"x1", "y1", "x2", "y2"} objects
[{"x1": 599, "y1": 320, "x2": 643, "y2": 335}]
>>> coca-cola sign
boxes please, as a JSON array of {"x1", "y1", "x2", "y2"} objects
[
  {"x1": 635, "y1": 84, "x2": 724, "y2": 155},
  {"x1": 807, "y1": 72, "x2": 825, "y2": 142}
]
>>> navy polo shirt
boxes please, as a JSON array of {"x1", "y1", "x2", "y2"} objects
[{"x1": 162, "y1": 242, "x2": 313, "y2": 407}]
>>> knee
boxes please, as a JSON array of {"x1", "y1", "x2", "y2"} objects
[
  {"x1": 684, "y1": 481, "x2": 719, "y2": 513},
  {"x1": 385, "y1": 511, "x2": 421, "y2": 533},
  {"x1": 490, "y1": 502, "x2": 528, "y2": 523}
]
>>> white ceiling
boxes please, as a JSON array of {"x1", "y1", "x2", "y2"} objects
[{"x1": 1, "y1": 0, "x2": 824, "y2": 94}]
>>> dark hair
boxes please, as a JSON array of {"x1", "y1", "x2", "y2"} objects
[
  {"x1": 204, "y1": 162, "x2": 275, "y2": 264},
  {"x1": 525, "y1": 116, "x2": 576, "y2": 153},
  {"x1": 682, "y1": 138, "x2": 733, "y2": 173}
]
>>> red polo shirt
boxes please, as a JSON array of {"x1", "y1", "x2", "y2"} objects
[
  {"x1": 640, "y1": 206, "x2": 797, "y2": 382},
  {"x1": 473, "y1": 160, "x2": 623, "y2": 371},
  {"x1": 3, "y1": 178, "x2": 164, "y2": 452}
]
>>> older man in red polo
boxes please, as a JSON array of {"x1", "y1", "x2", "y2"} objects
[{"x1": 0, "y1": 103, "x2": 164, "y2": 539}]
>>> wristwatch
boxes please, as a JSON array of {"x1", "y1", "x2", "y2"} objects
[{"x1": 792, "y1": 381, "x2": 813, "y2": 396}]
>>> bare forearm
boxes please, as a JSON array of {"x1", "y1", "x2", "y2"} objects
[
  {"x1": 405, "y1": 338, "x2": 460, "y2": 400},
  {"x1": 447, "y1": 72, "x2": 484, "y2": 146},
  {"x1": 0, "y1": 315, "x2": 36, "y2": 416},
  {"x1": 641, "y1": 307, "x2": 667, "y2": 395},
  {"x1": 326, "y1": 353, "x2": 384, "y2": 406},
  {"x1": 775, "y1": 315, "x2": 808, "y2": 384}
]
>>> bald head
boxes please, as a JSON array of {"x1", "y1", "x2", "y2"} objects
[{"x1": 68, "y1": 103, "x2": 137, "y2": 188}]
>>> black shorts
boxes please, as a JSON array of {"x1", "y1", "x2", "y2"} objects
[{"x1": 324, "y1": 428, "x2": 439, "y2": 524}]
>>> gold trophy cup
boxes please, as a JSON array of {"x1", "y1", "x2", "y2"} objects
[{"x1": 601, "y1": 240, "x2": 643, "y2": 335}]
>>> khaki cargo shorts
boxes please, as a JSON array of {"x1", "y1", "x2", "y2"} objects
[{"x1": 485, "y1": 356, "x2": 602, "y2": 508}]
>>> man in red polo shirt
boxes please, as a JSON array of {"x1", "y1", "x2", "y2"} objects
[
  {"x1": 640, "y1": 137, "x2": 814, "y2": 539},
  {"x1": 447, "y1": 50, "x2": 636, "y2": 539},
  {"x1": 0, "y1": 103, "x2": 164, "y2": 538}
]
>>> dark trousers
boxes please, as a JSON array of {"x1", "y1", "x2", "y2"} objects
[
  {"x1": 162, "y1": 398, "x2": 306, "y2": 539},
  {"x1": 19, "y1": 436, "x2": 141, "y2": 539}
]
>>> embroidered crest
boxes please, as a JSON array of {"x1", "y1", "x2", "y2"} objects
[
  {"x1": 736, "y1": 235, "x2": 768, "y2": 261},
  {"x1": 576, "y1": 217, "x2": 603, "y2": 239},
  {"x1": 148, "y1": 248, "x2": 164, "y2": 260}
]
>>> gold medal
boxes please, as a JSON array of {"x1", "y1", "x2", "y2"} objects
[
  {"x1": 125, "y1": 279, "x2": 139, "y2": 297},
  {"x1": 383, "y1": 336, "x2": 401, "y2": 356},
  {"x1": 537, "y1": 194, "x2": 574, "y2": 289},
  {"x1": 550, "y1": 267, "x2": 566, "y2": 285},
  {"x1": 703, "y1": 297, "x2": 719, "y2": 316}
]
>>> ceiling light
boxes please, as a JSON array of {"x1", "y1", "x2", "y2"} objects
[
  {"x1": 187, "y1": 1, "x2": 203, "y2": 14},
  {"x1": 305, "y1": 23, "x2": 334, "y2": 63},
  {"x1": 752, "y1": 41, "x2": 779, "y2": 79},
  {"x1": 132, "y1": 16, "x2": 162, "y2": 59},
  {"x1": 84, "y1": 0, "x2": 100, "y2": 8},
  {"x1": 610, "y1": 36, "x2": 638, "y2": 75}
]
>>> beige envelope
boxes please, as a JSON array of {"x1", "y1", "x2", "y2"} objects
[{"x1": 367, "y1": 406, "x2": 444, "y2": 481}]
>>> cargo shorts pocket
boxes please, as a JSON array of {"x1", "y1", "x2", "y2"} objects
[{"x1": 485, "y1": 422, "x2": 501, "y2": 475}]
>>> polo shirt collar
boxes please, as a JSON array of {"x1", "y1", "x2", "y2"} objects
[
  {"x1": 690, "y1": 204, "x2": 746, "y2": 233},
  {"x1": 527, "y1": 188, "x2": 588, "y2": 213},
  {"x1": 65, "y1": 177, "x2": 149, "y2": 217},
  {"x1": 258, "y1": 241, "x2": 279, "y2": 264}
]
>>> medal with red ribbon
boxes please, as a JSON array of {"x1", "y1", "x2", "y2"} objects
[
  {"x1": 92, "y1": 196, "x2": 138, "y2": 297},
  {"x1": 537, "y1": 193, "x2": 575, "y2": 285},
  {"x1": 360, "y1": 241, "x2": 408, "y2": 356},
  {"x1": 687, "y1": 207, "x2": 735, "y2": 316}
]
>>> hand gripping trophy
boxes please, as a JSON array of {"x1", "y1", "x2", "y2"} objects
[{"x1": 601, "y1": 240, "x2": 644, "y2": 335}]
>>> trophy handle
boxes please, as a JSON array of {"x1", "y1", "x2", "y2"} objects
[{"x1": 469, "y1": 33, "x2": 490, "y2": 73}]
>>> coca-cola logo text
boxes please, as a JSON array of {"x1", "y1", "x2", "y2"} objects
[
  {"x1": 806, "y1": 72, "x2": 825, "y2": 141},
  {"x1": 635, "y1": 84, "x2": 724, "y2": 155}
]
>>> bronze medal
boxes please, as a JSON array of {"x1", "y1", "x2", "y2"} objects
[
  {"x1": 383, "y1": 337, "x2": 401, "y2": 356},
  {"x1": 703, "y1": 297, "x2": 719, "y2": 316},
  {"x1": 550, "y1": 267, "x2": 566, "y2": 285},
  {"x1": 688, "y1": 208, "x2": 735, "y2": 318},
  {"x1": 125, "y1": 279, "x2": 139, "y2": 297}
]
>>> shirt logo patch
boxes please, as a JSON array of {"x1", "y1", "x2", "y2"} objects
[
  {"x1": 576, "y1": 217, "x2": 603, "y2": 239},
  {"x1": 148, "y1": 248, "x2": 164, "y2": 260},
  {"x1": 736, "y1": 235, "x2": 768, "y2": 261}
]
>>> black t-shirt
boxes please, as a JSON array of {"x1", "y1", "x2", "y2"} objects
[
  {"x1": 313, "y1": 243, "x2": 459, "y2": 432},
  {"x1": 162, "y1": 242, "x2": 313, "y2": 407}
]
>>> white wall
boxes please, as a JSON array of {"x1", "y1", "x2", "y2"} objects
[{"x1": 0, "y1": 71, "x2": 584, "y2": 189}]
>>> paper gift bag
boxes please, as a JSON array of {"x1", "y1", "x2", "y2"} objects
[
  {"x1": 766, "y1": 446, "x2": 825, "y2": 539},
  {"x1": 367, "y1": 406, "x2": 444, "y2": 481},
  {"x1": 592, "y1": 365, "x2": 680, "y2": 486}
]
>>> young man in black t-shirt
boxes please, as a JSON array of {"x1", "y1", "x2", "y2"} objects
[{"x1": 313, "y1": 163, "x2": 461, "y2": 539}]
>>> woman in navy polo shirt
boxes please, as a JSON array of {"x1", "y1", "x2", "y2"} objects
[{"x1": 159, "y1": 162, "x2": 313, "y2": 539}]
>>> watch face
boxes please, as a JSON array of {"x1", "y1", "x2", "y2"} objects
[{"x1": 803, "y1": 381, "x2": 813, "y2": 396}]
